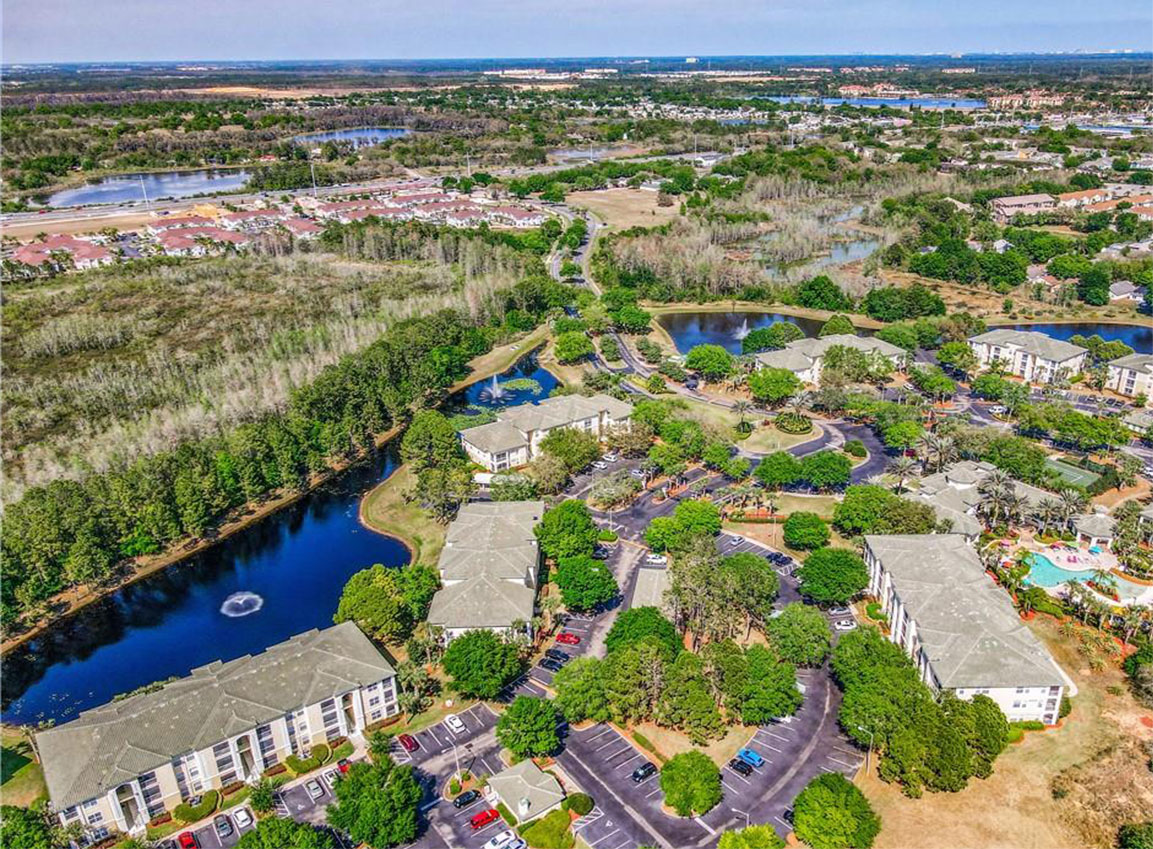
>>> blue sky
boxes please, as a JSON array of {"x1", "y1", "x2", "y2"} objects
[{"x1": 4, "y1": 0, "x2": 1151, "y2": 64}]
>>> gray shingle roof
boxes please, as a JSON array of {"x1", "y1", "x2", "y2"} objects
[
  {"x1": 488, "y1": 760, "x2": 565, "y2": 821},
  {"x1": 754, "y1": 333, "x2": 903, "y2": 373},
  {"x1": 460, "y1": 394, "x2": 632, "y2": 454},
  {"x1": 904, "y1": 461, "x2": 1052, "y2": 538},
  {"x1": 970, "y1": 329, "x2": 1088, "y2": 363},
  {"x1": 1110, "y1": 353, "x2": 1153, "y2": 375},
  {"x1": 460, "y1": 420, "x2": 529, "y2": 454},
  {"x1": 1072, "y1": 511, "x2": 1116, "y2": 539},
  {"x1": 36, "y1": 623, "x2": 395, "y2": 810},
  {"x1": 864, "y1": 534, "x2": 1065, "y2": 690},
  {"x1": 426, "y1": 501, "x2": 543, "y2": 633}
]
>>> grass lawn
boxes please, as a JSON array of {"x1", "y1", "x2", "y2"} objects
[
  {"x1": 567, "y1": 188, "x2": 681, "y2": 231},
  {"x1": 1045, "y1": 457, "x2": 1101, "y2": 489},
  {"x1": 451, "y1": 325, "x2": 550, "y2": 394},
  {"x1": 742, "y1": 422, "x2": 825, "y2": 454},
  {"x1": 629, "y1": 721, "x2": 752, "y2": 768},
  {"x1": 359, "y1": 464, "x2": 447, "y2": 566},
  {"x1": 858, "y1": 614, "x2": 1153, "y2": 849},
  {"x1": 1, "y1": 726, "x2": 46, "y2": 808}
]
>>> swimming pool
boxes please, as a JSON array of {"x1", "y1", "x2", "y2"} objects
[{"x1": 1025, "y1": 552, "x2": 1150, "y2": 603}]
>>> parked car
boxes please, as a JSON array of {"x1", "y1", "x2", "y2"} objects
[
  {"x1": 556, "y1": 632, "x2": 581, "y2": 645},
  {"x1": 470, "y1": 808, "x2": 501, "y2": 830},
  {"x1": 737, "y1": 748, "x2": 765, "y2": 768},
  {"x1": 233, "y1": 808, "x2": 253, "y2": 830},
  {"x1": 783, "y1": 808, "x2": 795, "y2": 825},
  {"x1": 177, "y1": 833, "x2": 198, "y2": 849},
  {"x1": 729, "y1": 758, "x2": 754, "y2": 777},
  {"x1": 727, "y1": 535, "x2": 743, "y2": 547},
  {"x1": 591, "y1": 545, "x2": 610, "y2": 560},
  {"x1": 483, "y1": 829, "x2": 518, "y2": 849},
  {"x1": 645, "y1": 553, "x2": 668, "y2": 565},
  {"x1": 539, "y1": 658, "x2": 563, "y2": 672},
  {"x1": 834, "y1": 619, "x2": 857, "y2": 631},
  {"x1": 827, "y1": 606, "x2": 851, "y2": 616},
  {"x1": 453, "y1": 789, "x2": 480, "y2": 809},
  {"x1": 592, "y1": 461, "x2": 608, "y2": 470},
  {"x1": 603, "y1": 453, "x2": 619, "y2": 462},
  {"x1": 629, "y1": 469, "x2": 646, "y2": 479},
  {"x1": 305, "y1": 779, "x2": 324, "y2": 801},
  {"x1": 446, "y1": 714, "x2": 467, "y2": 735},
  {"x1": 323, "y1": 767, "x2": 341, "y2": 789},
  {"x1": 631, "y1": 762, "x2": 658, "y2": 783},
  {"x1": 544, "y1": 648, "x2": 570, "y2": 662},
  {"x1": 337, "y1": 757, "x2": 351, "y2": 773},
  {"x1": 397, "y1": 733, "x2": 419, "y2": 752},
  {"x1": 213, "y1": 815, "x2": 233, "y2": 840}
]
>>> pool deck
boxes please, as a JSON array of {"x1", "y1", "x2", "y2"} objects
[{"x1": 1010, "y1": 539, "x2": 1153, "y2": 606}]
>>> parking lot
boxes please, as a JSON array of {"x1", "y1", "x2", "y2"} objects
[{"x1": 180, "y1": 806, "x2": 257, "y2": 849}]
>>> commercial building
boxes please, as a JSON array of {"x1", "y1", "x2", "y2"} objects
[
  {"x1": 36, "y1": 623, "x2": 398, "y2": 841},
  {"x1": 904, "y1": 461, "x2": 1050, "y2": 539},
  {"x1": 863, "y1": 534, "x2": 1067, "y2": 724},
  {"x1": 1107, "y1": 353, "x2": 1153, "y2": 403},
  {"x1": 459, "y1": 394, "x2": 633, "y2": 472},
  {"x1": 754, "y1": 333, "x2": 905, "y2": 387},
  {"x1": 968, "y1": 329, "x2": 1088, "y2": 384},
  {"x1": 426, "y1": 501, "x2": 544, "y2": 642}
]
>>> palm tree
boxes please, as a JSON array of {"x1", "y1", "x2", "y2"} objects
[
  {"x1": 887, "y1": 455, "x2": 919, "y2": 495},
  {"x1": 1120, "y1": 605, "x2": 1148, "y2": 647},
  {"x1": 1033, "y1": 497, "x2": 1063, "y2": 536},
  {"x1": 1002, "y1": 491, "x2": 1029, "y2": 529},
  {"x1": 732, "y1": 400, "x2": 753, "y2": 432},
  {"x1": 1060, "y1": 489, "x2": 1087, "y2": 523}
]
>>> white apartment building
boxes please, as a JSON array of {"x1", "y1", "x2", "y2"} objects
[
  {"x1": 36, "y1": 623, "x2": 398, "y2": 842},
  {"x1": 460, "y1": 393, "x2": 633, "y2": 472},
  {"x1": 426, "y1": 501, "x2": 543, "y2": 642},
  {"x1": 969, "y1": 329, "x2": 1088, "y2": 384},
  {"x1": 864, "y1": 534, "x2": 1069, "y2": 725},
  {"x1": 753, "y1": 333, "x2": 905, "y2": 387},
  {"x1": 1107, "y1": 353, "x2": 1153, "y2": 404}
]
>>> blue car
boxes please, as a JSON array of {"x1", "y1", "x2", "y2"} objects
[{"x1": 737, "y1": 748, "x2": 765, "y2": 769}]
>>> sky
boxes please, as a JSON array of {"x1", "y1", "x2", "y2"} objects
[{"x1": 3, "y1": 0, "x2": 1152, "y2": 64}]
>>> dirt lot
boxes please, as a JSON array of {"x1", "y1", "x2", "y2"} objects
[
  {"x1": 859, "y1": 615, "x2": 1153, "y2": 849},
  {"x1": 2, "y1": 210, "x2": 160, "y2": 239},
  {"x1": 568, "y1": 188, "x2": 682, "y2": 231}
]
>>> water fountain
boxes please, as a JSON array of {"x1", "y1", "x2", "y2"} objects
[
  {"x1": 479, "y1": 375, "x2": 507, "y2": 403},
  {"x1": 733, "y1": 317, "x2": 751, "y2": 340},
  {"x1": 220, "y1": 592, "x2": 264, "y2": 618}
]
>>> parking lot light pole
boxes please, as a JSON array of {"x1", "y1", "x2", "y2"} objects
[
  {"x1": 857, "y1": 725, "x2": 875, "y2": 774},
  {"x1": 451, "y1": 742, "x2": 461, "y2": 782},
  {"x1": 731, "y1": 807, "x2": 750, "y2": 828}
]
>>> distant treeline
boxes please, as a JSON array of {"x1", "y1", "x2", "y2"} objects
[{"x1": 0, "y1": 276, "x2": 574, "y2": 627}]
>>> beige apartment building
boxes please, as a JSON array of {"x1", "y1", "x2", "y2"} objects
[
  {"x1": 1107, "y1": 353, "x2": 1153, "y2": 404},
  {"x1": 968, "y1": 329, "x2": 1088, "y2": 384},
  {"x1": 36, "y1": 623, "x2": 398, "y2": 842}
]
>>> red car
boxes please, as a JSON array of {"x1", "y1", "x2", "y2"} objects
[
  {"x1": 470, "y1": 809, "x2": 500, "y2": 830},
  {"x1": 337, "y1": 758, "x2": 351, "y2": 773},
  {"x1": 177, "y1": 832, "x2": 199, "y2": 849},
  {"x1": 397, "y1": 734, "x2": 420, "y2": 753},
  {"x1": 556, "y1": 632, "x2": 581, "y2": 646}
]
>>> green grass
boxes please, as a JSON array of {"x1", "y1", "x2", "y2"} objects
[
  {"x1": 1044, "y1": 458, "x2": 1100, "y2": 488},
  {"x1": 1, "y1": 728, "x2": 47, "y2": 807}
]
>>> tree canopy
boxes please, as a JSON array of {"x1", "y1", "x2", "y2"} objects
[
  {"x1": 326, "y1": 759, "x2": 422, "y2": 849},
  {"x1": 238, "y1": 818, "x2": 335, "y2": 849},
  {"x1": 334, "y1": 563, "x2": 440, "y2": 645},
  {"x1": 441, "y1": 630, "x2": 523, "y2": 698},
  {"x1": 660, "y1": 750, "x2": 723, "y2": 816},
  {"x1": 793, "y1": 772, "x2": 881, "y2": 849},
  {"x1": 535, "y1": 499, "x2": 600, "y2": 560},
  {"x1": 766, "y1": 602, "x2": 833, "y2": 667},
  {"x1": 555, "y1": 554, "x2": 619, "y2": 611},
  {"x1": 496, "y1": 696, "x2": 560, "y2": 757},
  {"x1": 797, "y1": 548, "x2": 869, "y2": 604}
]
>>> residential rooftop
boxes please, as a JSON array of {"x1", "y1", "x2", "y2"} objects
[{"x1": 969, "y1": 329, "x2": 1088, "y2": 363}]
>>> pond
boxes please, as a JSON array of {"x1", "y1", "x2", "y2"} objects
[
  {"x1": 0, "y1": 352, "x2": 558, "y2": 726},
  {"x1": 659, "y1": 311, "x2": 828, "y2": 354},
  {"x1": 46, "y1": 169, "x2": 251, "y2": 208},
  {"x1": 292, "y1": 127, "x2": 411, "y2": 147},
  {"x1": 998, "y1": 323, "x2": 1152, "y2": 353}
]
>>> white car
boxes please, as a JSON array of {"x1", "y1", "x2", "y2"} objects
[
  {"x1": 233, "y1": 809, "x2": 253, "y2": 830},
  {"x1": 645, "y1": 555, "x2": 668, "y2": 566},
  {"x1": 630, "y1": 469, "x2": 646, "y2": 479},
  {"x1": 305, "y1": 779, "x2": 324, "y2": 801},
  {"x1": 446, "y1": 714, "x2": 467, "y2": 735},
  {"x1": 834, "y1": 619, "x2": 858, "y2": 631},
  {"x1": 827, "y1": 606, "x2": 851, "y2": 617},
  {"x1": 727, "y1": 535, "x2": 743, "y2": 547},
  {"x1": 602, "y1": 453, "x2": 619, "y2": 462},
  {"x1": 484, "y1": 829, "x2": 518, "y2": 849},
  {"x1": 592, "y1": 461, "x2": 608, "y2": 470}
]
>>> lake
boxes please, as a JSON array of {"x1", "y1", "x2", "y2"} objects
[
  {"x1": 292, "y1": 127, "x2": 411, "y2": 147},
  {"x1": 999, "y1": 322, "x2": 1152, "y2": 353},
  {"x1": 0, "y1": 353, "x2": 558, "y2": 726},
  {"x1": 659, "y1": 311, "x2": 827, "y2": 354},
  {"x1": 46, "y1": 169, "x2": 251, "y2": 208}
]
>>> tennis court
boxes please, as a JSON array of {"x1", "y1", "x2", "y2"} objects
[{"x1": 1044, "y1": 457, "x2": 1100, "y2": 488}]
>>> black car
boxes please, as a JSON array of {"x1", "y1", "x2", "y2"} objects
[
  {"x1": 783, "y1": 808, "x2": 795, "y2": 825},
  {"x1": 631, "y1": 762, "x2": 658, "y2": 783},
  {"x1": 213, "y1": 815, "x2": 233, "y2": 840},
  {"x1": 728, "y1": 758, "x2": 754, "y2": 777},
  {"x1": 538, "y1": 658, "x2": 564, "y2": 672},
  {"x1": 453, "y1": 790, "x2": 480, "y2": 809},
  {"x1": 544, "y1": 649, "x2": 570, "y2": 662}
]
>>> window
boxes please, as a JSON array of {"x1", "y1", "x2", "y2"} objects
[
  {"x1": 368, "y1": 695, "x2": 380, "y2": 707},
  {"x1": 82, "y1": 799, "x2": 104, "y2": 826}
]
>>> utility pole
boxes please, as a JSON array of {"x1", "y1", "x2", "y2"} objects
[
  {"x1": 857, "y1": 725, "x2": 875, "y2": 774},
  {"x1": 139, "y1": 175, "x2": 150, "y2": 210},
  {"x1": 309, "y1": 162, "x2": 318, "y2": 196}
]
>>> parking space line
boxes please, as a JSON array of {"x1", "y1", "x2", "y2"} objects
[
  {"x1": 723, "y1": 768, "x2": 750, "y2": 785},
  {"x1": 613, "y1": 752, "x2": 642, "y2": 769},
  {"x1": 762, "y1": 730, "x2": 791, "y2": 741},
  {"x1": 583, "y1": 727, "x2": 614, "y2": 742},
  {"x1": 721, "y1": 780, "x2": 738, "y2": 795},
  {"x1": 827, "y1": 754, "x2": 859, "y2": 768},
  {"x1": 595, "y1": 737, "x2": 626, "y2": 752},
  {"x1": 759, "y1": 743, "x2": 783, "y2": 753},
  {"x1": 775, "y1": 816, "x2": 790, "y2": 827},
  {"x1": 587, "y1": 828, "x2": 621, "y2": 846}
]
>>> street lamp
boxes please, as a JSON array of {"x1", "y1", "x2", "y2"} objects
[
  {"x1": 731, "y1": 807, "x2": 750, "y2": 828},
  {"x1": 856, "y1": 725, "x2": 875, "y2": 774}
]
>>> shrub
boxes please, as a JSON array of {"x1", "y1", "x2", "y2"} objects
[
  {"x1": 221, "y1": 781, "x2": 246, "y2": 797},
  {"x1": 262, "y1": 763, "x2": 288, "y2": 777},
  {"x1": 633, "y1": 731, "x2": 659, "y2": 755},
  {"x1": 519, "y1": 808, "x2": 574, "y2": 849},
  {"x1": 843, "y1": 439, "x2": 867, "y2": 458},
  {"x1": 148, "y1": 813, "x2": 173, "y2": 828},
  {"x1": 449, "y1": 778, "x2": 462, "y2": 795},
  {"x1": 599, "y1": 336, "x2": 622, "y2": 362},
  {"x1": 174, "y1": 790, "x2": 219, "y2": 823},
  {"x1": 496, "y1": 802, "x2": 518, "y2": 826},
  {"x1": 286, "y1": 752, "x2": 322, "y2": 774},
  {"x1": 1059, "y1": 695, "x2": 1072, "y2": 719},
  {"x1": 775, "y1": 411, "x2": 812, "y2": 434},
  {"x1": 331, "y1": 741, "x2": 354, "y2": 760},
  {"x1": 660, "y1": 751, "x2": 721, "y2": 816},
  {"x1": 598, "y1": 529, "x2": 619, "y2": 542},
  {"x1": 782, "y1": 512, "x2": 830, "y2": 550},
  {"x1": 565, "y1": 793, "x2": 594, "y2": 816}
]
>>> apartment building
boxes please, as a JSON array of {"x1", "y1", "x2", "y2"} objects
[
  {"x1": 460, "y1": 394, "x2": 633, "y2": 472},
  {"x1": 1107, "y1": 353, "x2": 1153, "y2": 404},
  {"x1": 863, "y1": 534, "x2": 1067, "y2": 724},
  {"x1": 36, "y1": 623, "x2": 398, "y2": 842},
  {"x1": 754, "y1": 333, "x2": 905, "y2": 387},
  {"x1": 426, "y1": 501, "x2": 544, "y2": 642},
  {"x1": 990, "y1": 193, "x2": 1056, "y2": 222},
  {"x1": 968, "y1": 329, "x2": 1088, "y2": 384}
]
